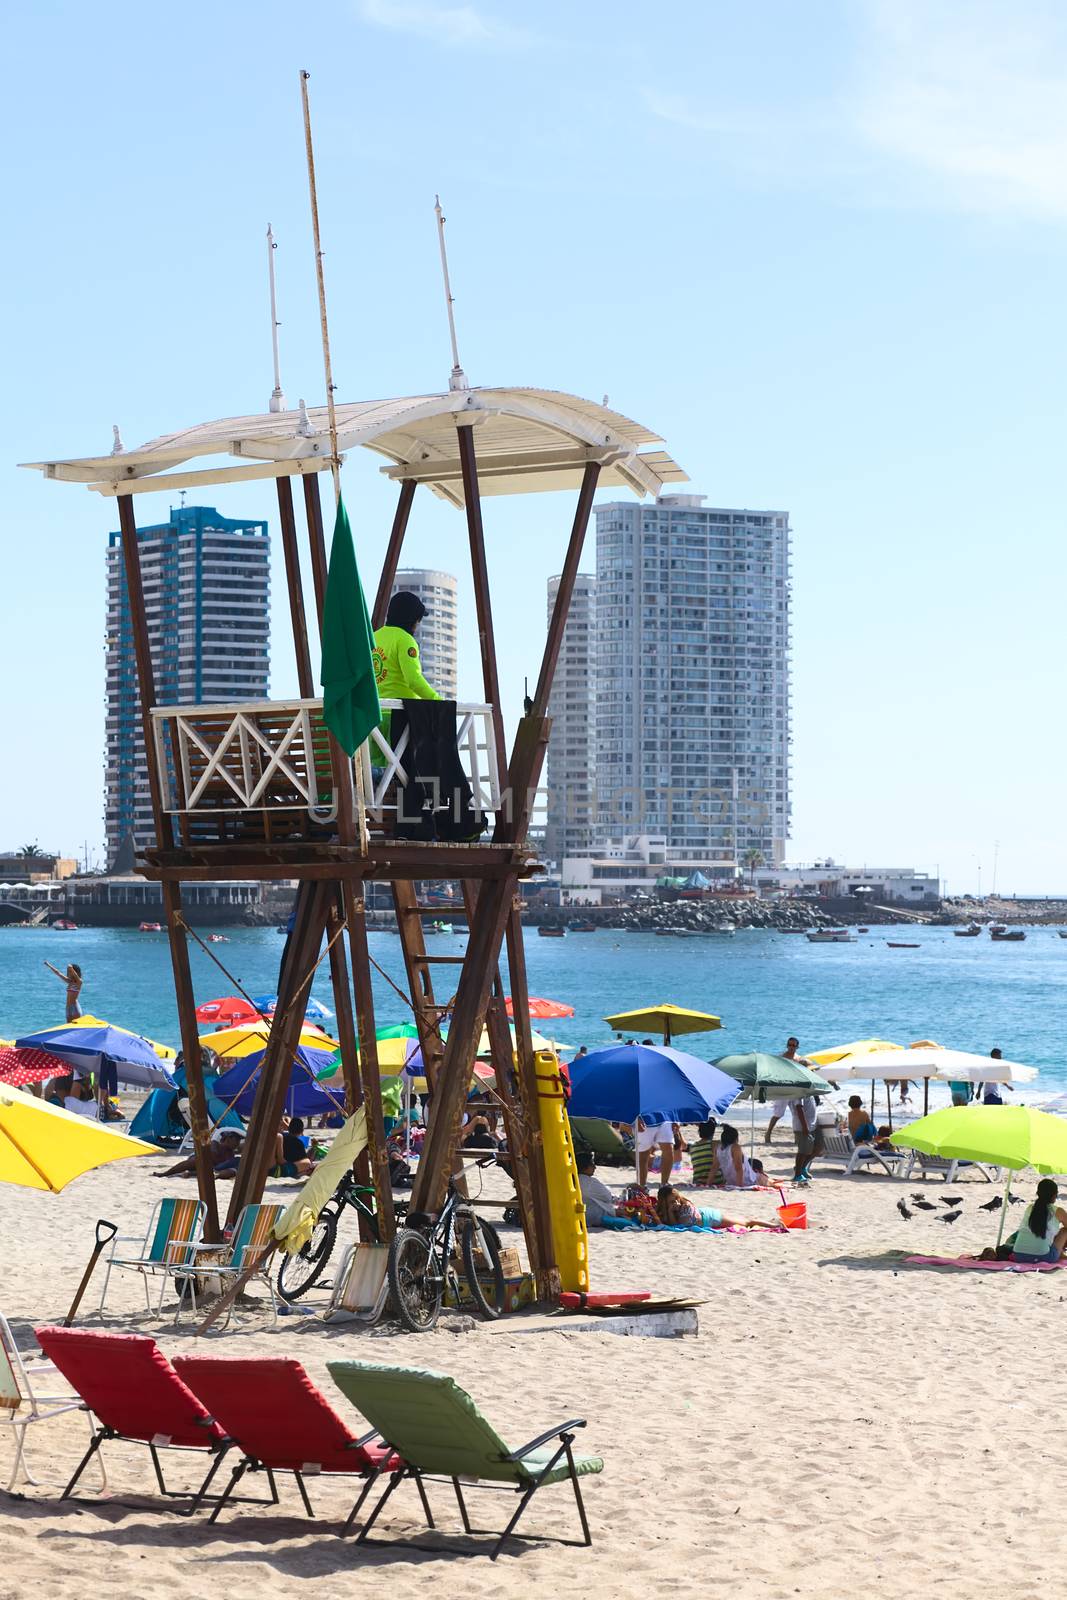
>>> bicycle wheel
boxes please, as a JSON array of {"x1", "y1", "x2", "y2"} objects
[
  {"x1": 460, "y1": 1215, "x2": 506, "y2": 1320},
  {"x1": 387, "y1": 1227, "x2": 441, "y2": 1332},
  {"x1": 276, "y1": 1211, "x2": 337, "y2": 1302}
]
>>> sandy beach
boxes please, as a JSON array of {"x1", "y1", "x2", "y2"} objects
[{"x1": 1, "y1": 1137, "x2": 1063, "y2": 1600}]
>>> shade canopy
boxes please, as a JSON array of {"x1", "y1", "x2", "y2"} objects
[
  {"x1": 214, "y1": 1045, "x2": 345, "y2": 1119},
  {"x1": 201, "y1": 1021, "x2": 337, "y2": 1059},
  {"x1": 0, "y1": 1086, "x2": 157, "y2": 1192},
  {"x1": 71, "y1": 1014, "x2": 177, "y2": 1062},
  {"x1": 196, "y1": 997, "x2": 264, "y2": 1026},
  {"x1": 807, "y1": 1039, "x2": 903, "y2": 1067},
  {"x1": 889, "y1": 1105, "x2": 1067, "y2": 1174},
  {"x1": 824, "y1": 1047, "x2": 1037, "y2": 1085},
  {"x1": 23, "y1": 387, "x2": 686, "y2": 507},
  {"x1": 0, "y1": 1047, "x2": 72, "y2": 1087},
  {"x1": 505, "y1": 996, "x2": 574, "y2": 1020},
  {"x1": 14, "y1": 1022, "x2": 175, "y2": 1089},
  {"x1": 603, "y1": 1003, "x2": 723, "y2": 1044},
  {"x1": 567, "y1": 1044, "x2": 741, "y2": 1124},
  {"x1": 713, "y1": 1053, "x2": 832, "y2": 1097},
  {"x1": 252, "y1": 994, "x2": 333, "y2": 1022}
]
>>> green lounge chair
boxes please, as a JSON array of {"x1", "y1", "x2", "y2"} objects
[
  {"x1": 327, "y1": 1360, "x2": 603, "y2": 1559},
  {"x1": 568, "y1": 1116, "x2": 631, "y2": 1166}
]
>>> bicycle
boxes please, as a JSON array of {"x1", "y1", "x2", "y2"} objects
[
  {"x1": 387, "y1": 1165, "x2": 505, "y2": 1332},
  {"x1": 276, "y1": 1171, "x2": 382, "y2": 1302}
]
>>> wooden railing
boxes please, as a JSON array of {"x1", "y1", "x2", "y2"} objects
[{"x1": 151, "y1": 698, "x2": 502, "y2": 839}]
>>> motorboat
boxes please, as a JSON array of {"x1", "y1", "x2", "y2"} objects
[
  {"x1": 51, "y1": 918, "x2": 78, "y2": 930},
  {"x1": 138, "y1": 921, "x2": 162, "y2": 932},
  {"x1": 991, "y1": 928, "x2": 1026, "y2": 942},
  {"x1": 805, "y1": 929, "x2": 854, "y2": 943},
  {"x1": 990, "y1": 924, "x2": 1007, "y2": 935},
  {"x1": 537, "y1": 926, "x2": 566, "y2": 938},
  {"x1": 425, "y1": 921, "x2": 453, "y2": 935},
  {"x1": 954, "y1": 924, "x2": 982, "y2": 937},
  {"x1": 887, "y1": 941, "x2": 920, "y2": 949},
  {"x1": 570, "y1": 921, "x2": 597, "y2": 933}
]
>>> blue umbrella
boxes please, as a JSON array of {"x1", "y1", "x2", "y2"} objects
[
  {"x1": 567, "y1": 1043, "x2": 741, "y2": 1125},
  {"x1": 252, "y1": 994, "x2": 333, "y2": 1022},
  {"x1": 15, "y1": 1022, "x2": 175, "y2": 1089},
  {"x1": 213, "y1": 1044, "x2": 344, "y2": 1119}
]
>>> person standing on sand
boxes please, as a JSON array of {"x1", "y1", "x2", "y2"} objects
[
  {"x1": 45, "y1": 960, "x2": 82, "y2": 1021},
  {"x1": 791, "y1": 1090, "x2": 821, "y2": 1185},
  {"x1": 766, "y1": 1037, "x2": 808, "y2": 1143},
  {"x1": 982, "y1": 1047, "x2": 1012, "y2": 1105}
]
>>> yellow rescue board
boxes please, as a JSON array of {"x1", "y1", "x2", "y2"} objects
[{"x1": 534, "y1": 1051, "x2": 589, "y2": 1294}]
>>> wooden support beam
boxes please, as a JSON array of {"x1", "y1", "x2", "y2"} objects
[
  {"x1": 326, "y1": 892, "x2": 377, "y2": 1241},
  {"x1": 340, "y1": 880, "x2": 396, "y2": 1239},
  {"x1": 276, "y1": 476, "x2": 314, "y2": 699},
  {"x1": 532, "y1": 460, "x2": 600, "y2": 717},
  {"x1": 390, "y1": 879, "x2": 445, "y2": 1095},
  {"x1": 372, "y1": 479, "x2": 417, "y2": 628},
  {"x1": 116, "y1": 494, "x2": 219, "y2": 1237},
  {"x1": 302, "y1": 471, "x2": 328, "y2": 629},
  {"x1": 456, "y1": 424, "x2": 508, "y2": 780}
]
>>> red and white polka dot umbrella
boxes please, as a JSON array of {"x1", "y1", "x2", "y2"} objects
[{"x1": 0, "y1": 1047, "x2": 72, "y2": 1087}]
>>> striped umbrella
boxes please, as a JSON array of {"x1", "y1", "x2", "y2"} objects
[{"x1": 0, "y1": 1046, "x2": 72, "y2": 1087}]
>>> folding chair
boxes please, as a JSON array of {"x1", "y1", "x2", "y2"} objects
[
  {"x1": 34, "y1": 1326, "x2": 233, "y2": 1512},
  {"x1": 328, "y1": 1360, "x2": 603, "y2": 1559},
  {"x1": 168, "y1": 1202, "x2": 283, "y2": 1326},
  {"x1": 98, "y1": 1197, "x2": 206, "y2": 1316},
  {"x1": 173, "y1": 1356, "x2": 399, "y2": 1525},
  {"x1": 0, "y1": 1313, "x2": 95, "y2": 1491}
]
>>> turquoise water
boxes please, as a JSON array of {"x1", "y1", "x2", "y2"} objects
[{"x1": 3, "y1": 923, "x2": 1066, "y2": 1086}]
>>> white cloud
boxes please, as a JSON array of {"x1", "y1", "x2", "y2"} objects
[
  {"x1": 852, "y1": 0, "x2": 1067, "y2": 219},
  {"x1": 357, "y1": 0, "x2": 528, "y2": 47}
]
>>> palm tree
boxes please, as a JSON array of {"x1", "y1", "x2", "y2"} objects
[{"x1": 742, "y1": 847, "x2": 765, "y2": 887}]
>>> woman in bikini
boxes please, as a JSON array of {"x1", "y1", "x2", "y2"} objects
[{"x1": 45, "y1": 960, "x2": 83, "y2": 1021}]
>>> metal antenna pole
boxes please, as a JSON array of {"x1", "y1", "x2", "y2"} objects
[
  {"x1": 434, "y1": 195, "x2": 468, "y2": 392},
  {"x1": 300, "y1": 71, "x2": 341, "y2": 503},
  {"x1": 266, "y1": 224, "x2": 286, "y2": 413}
]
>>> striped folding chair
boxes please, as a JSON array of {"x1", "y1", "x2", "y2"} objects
[
  {"x1": 0, "y1": 1313, "x2": 98, "y2": 1491},
  {"x1": 172, "y1": 1203, "x2": 284, "y2": 1326},
  {"x1": 99, "y1": 1197, "x2": 207, "y2": 1318}
]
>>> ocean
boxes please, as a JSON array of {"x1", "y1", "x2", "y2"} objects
[{"x1": 3, "y1": 922, "x2": 1065, "y2": 1088}]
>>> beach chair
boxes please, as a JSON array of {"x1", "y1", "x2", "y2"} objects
[
  {"x1": 325, "y1": 1243, "x2": 391, "y2": 1324},
  {"x1": 168, "y1": 1202, "x2": 284, "y2": 1325},
  {"x1": 900, "y1": 1152, "x2": 1001, "y2": 1183},
  {"x1": 98, "y1": 1196, "x2": 206, "y2": 1317},
  {"x1": 568, "y1": 1117, "x2": 632, "y2": 1167},
  {"x1": 33, "y1": 1327, "x2": 233, "y2": 1511},
  {"x1": 820, "y1": 1132, "x2": 905, "y2": 1178},
  {"x1": 173, "y1": 1356, "x2": 399, "y2": 1525},
  {"x1": 328, "y1": 1360, "x2": 603, "y2": 1560},
  {"x1": 0, "y1": 1313, "x2": 93, "y2": 1490}
]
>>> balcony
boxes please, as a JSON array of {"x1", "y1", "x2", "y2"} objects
[{"x1": 151, "y1": 697, "x2": 502, "y2": 846}]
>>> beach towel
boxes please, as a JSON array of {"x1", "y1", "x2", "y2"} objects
[
  {"x1": 600, "y1": 1215, "x2": 767, "y2": 1236},
  {"x1": 903, "y1": 1254, "x2": 1067, "y2": 1273}
]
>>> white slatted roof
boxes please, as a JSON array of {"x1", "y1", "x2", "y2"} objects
[{"x1": 22, "y1": 386, "x2": 687, "y2": 506}]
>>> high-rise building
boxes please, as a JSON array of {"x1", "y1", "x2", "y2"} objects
[
  {"x1": 390, "y1": 568, "x2": 458, "y2": 699},
  {"x1": 105, "y1": 504, "x2": 270, "y2": 863},
  {"x1": 544, "y1": 573, "x2": 597, "y2": 863},
  {"x1": 594, "y1": 494, "x2": 791, "y2": 868}
]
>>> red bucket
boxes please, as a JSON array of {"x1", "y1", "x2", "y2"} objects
[{"x1": 777, "y1": 1202, "x2": 807, "y2": 1231}]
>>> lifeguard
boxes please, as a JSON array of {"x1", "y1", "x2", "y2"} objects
[{"x1": 372, "y1": 591, "x2": 441, "y2": 756}]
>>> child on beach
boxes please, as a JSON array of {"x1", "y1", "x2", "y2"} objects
[{"x1": 44, "y1": 960, "x2": 82, "y2": 1021}]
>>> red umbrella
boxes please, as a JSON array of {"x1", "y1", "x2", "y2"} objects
[
  {"x1": 0, "y1": 1046, "x2": 72, "y2": 1086},
  {"x1": 194, "y1": 997, "x2": 263, "y2": 1026},
  {"x1": 504, "y1": 996, "x2": 575, "y2": 1020}
]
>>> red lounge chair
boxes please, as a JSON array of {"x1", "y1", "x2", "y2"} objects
[
  {"x1": 34, "y1": 1327, "x2": 233, "y2": 1512},
  {"x1": 174, "y1": 1355, "x2": 401, "y2": 1526}
]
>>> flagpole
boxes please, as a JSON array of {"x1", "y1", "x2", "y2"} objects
[{"x1": 300, "y1": 68, "x2": 370, "y2": 854}]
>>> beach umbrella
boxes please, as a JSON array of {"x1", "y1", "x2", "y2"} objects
[
  {"x1": 0, "y1": 1046, "x2": 72, "y2": 1087},
  {"x1": 213, "y1": 1044, "x2": 346, "y2": 1119},
  {"x1": 202, "y1": 1021, "x2": 337, "y2": 1059},
  {"x1": 195, "y1": 997, "x2": 264, "y2": 1026},
  {"x1": 14, "y1": 1021, "x2": 175, "y2": 1089},
  {"x1": 714, "y1": 1052, "x2": 833, "y2": 1150},
  {"x1": 890, "y1": 1104, "x2": 1067, "y2": 1246},
  {"x1": 505, "y1": 996, "x2": 575, "y2": 1020},
  {"x1": 603, "y1": 1003, "x2": 722, "y2": 1045},
  {"x1": 808, "y1": 1039, "x2": 903, "y2": 1066},
  {"x1": 70, "y1": 1015, "x2": 177, "y2": 1062},
  {"x1": 0, "y1": 1086, "x2": 157, "y2": 1193},
  {"x1": 252, "y1": 994, "x2": 334, "y2": 1022},
  {"x1": 568, "y1": 1043, "x2": 741, "y2": 1125}
]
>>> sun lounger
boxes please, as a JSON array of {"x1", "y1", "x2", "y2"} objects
[
  {"x1": 173, "y1": 1355, "x2": 399, "y2": 1524},
  {"x1": 899, "y1": 1152, "x2": 1001, "y2": 1183},
  {"x1": 33, "y1": 1327, "x2": 233, "y2": 1511},
  {"x1": 168, "y1": 1202, "x2": 284, "y2": 1325},
  {"x1": 0, "y1": 1313, "x2": 94, "y2": 1491},
  {"x1": 98, "y1": 1196, "x2": 206, "y2": 1317},
  {"x1": 327, "y1": 1359, "x2": 603, "y2": 1559},
  {"x1": 569, "y1": 1117, "x2": 631, "y2": 1166},
  {"x1": 819, "y1": 1132, "x2": 905, "y2": 1177}
]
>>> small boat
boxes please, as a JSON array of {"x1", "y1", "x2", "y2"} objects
[
  {"x1": 991, "y1": 928, "x2": 1026, "y2": 942},
  {"x1": 1059, "y1": 931, "x2": 1067, "y2": 939},
  {"x1": 887, "y1": 941, "x2": 920, "y2": 949},
  {"x1": 538, "y1": 925, "x2": 566, "y2": 937},
  {"x1": 857, "y1": 926, "x2": 869, "y2": 934},
  {"x1": 805, "y1": 929, "x2": 854, "y2": 943},
  {"x1": 51, "y1": 918, "x2": 78, "y2": 930},
  {"x1": 990, "y1": 924, "x2": 1007, "y2": 935},
  {"x1": 208, "y1": 934, "x2": 228, "y2": 943},
  {"x1": 570, "y1": 922, "x2": 597, "y2": 933},
  {"x1": 425, "y1": 921, "x2": 453, "y2": 935},
  {"x1": 138, "y1": 921, "x2": 162, "y2": 932},
  {"x1": 954, "y1": 924, "x2": 982, "y2": 937}
]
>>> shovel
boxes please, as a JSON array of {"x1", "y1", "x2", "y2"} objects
[{"x1": 64, "y1": 1220, "x2": 118, "y2": 1325}]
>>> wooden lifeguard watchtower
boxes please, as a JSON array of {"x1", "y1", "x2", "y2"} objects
[{"x1": 25, "y1": 386, "x2": 684, "y2": 1298}]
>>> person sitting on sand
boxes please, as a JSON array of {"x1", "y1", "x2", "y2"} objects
[
  {"x1": 461, "y1": 1114, "x2": 499, "y2": 1151},
  {"x1": 656, "y1": 1184, "x2": 781, "y2": 1232},
  {"x1": 847, "y1": 1095, "x2": 879, "y2": 1144},
  {"x1": 715, "y1": 1124, "x2": 763, "y2": 1188},
  {"x1": 63, "y1": 1078, "x2": 98, "y2": 1119},
  {"x1": 156, "y1": 1129, "x2": 244, "y2": 1178},
  {"x1": 689, "y1": 1119, "x2": 721, "y2": 1186},
  {"x1": 577, "y1": 1154, "x2": 621, "y2": 1226},
  {"x1": 1010, "y1": 1179, "x2": 1067, "y2": 1264},
  {"x1": 274, "y1": 1116, "x2": 315, "y2": 1178}
]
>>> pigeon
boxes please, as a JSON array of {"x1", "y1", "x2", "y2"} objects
[
  {"x1": 897, "y1": 1200, "x2": 913, "y2": 1220},
  {"x1": 940, "y1": 1196, "x2": 964, "y2": 1207},
  {"x1": 979, "y1": 1196, "x2": 1003, "y2": 1212},
  {"x1": 910, "y1": 1193, "x2": 927, "y2": 1201},
  {"x1": 912, "y1": 1199, "x2": 937, "y2": 1211},
  {"x1": 935, "y1": 1210, "x2": 962, "y2": 1224},
  {"x1": 1007, "y1": 1193, "x2": 1025, "y2": 1206}
]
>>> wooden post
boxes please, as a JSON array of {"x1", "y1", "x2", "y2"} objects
[
  {"x1": 116, "y1": 493, "x2": 220, "y2": 1238},
  {"x1": 372, "y1": 479, "x2": 417, "y2": 627},
  {"x1": 277, "y1": 476, "x2": 314, "y2": 698},
  {"x1": 532, "y1": 461, "x2": 600, "y2": 716},
  {"x1": 341, "y1": 880, "x2": 395, "y2": 1238},
  {"x1": 326, "y1": 892, "x2": 376, "y2": 1241},
  {"x1": 456, "y1": 423, "x2": 508, "y2": 778},
  {"x1": 302, "y1": 471, "x2": 329, "y2": 628}
]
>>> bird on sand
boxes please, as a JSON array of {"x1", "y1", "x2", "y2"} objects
[
  {"x1": 935, "y1": 1210, "x2": 962, "y2": 1224},
  {"x1": 940, "y1": 1196, "x2": 964, "y2": 1207},
  {"x1": 912, "y1": 1199, "x2": 937, "y2": 1211},
  {"x1": 897, "y1": 1200, "x2": 913, "y2": 1220},
  {"x1": 979, "y1": 1196, "x2": 1003, "y2": 1212}
]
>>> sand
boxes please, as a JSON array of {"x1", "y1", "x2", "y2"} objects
[{"x1": 0, "y1": 1138, "x2": 1062, "y2": 1600}]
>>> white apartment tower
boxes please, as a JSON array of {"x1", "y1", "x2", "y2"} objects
[
  {"x1": 105, "y1": 504, "x2": 270, "y2": 863},
  {"x1": 544, "y1": 573, "x2": 597, "y2": 863},
  {"x1": 594, "y1": 495, "x2": 791, "y2": 868},
  {"x1": 391, "y1": 568, "x2": 458, "y2": 699}
]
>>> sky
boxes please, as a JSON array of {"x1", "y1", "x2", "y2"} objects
[{"x1": 3, "y1": 0, "x2": 1067, "y2": 895}]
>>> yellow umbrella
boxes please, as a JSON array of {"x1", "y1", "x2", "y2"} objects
[
  {"x1": 603, "y1": 1002, "x2": 722, "y2": 1045},
  {"x1": 0, "y1": 1086, "x2": 157, "y2": 1192},
  {"x1": 63, "y1": 1014, "x2": 177, "y2": 1062},
  {"x1": 201, "y1": 1021, "x2": 338, "y2": 1060},
  {"x1": 808, "y1": 1039, "x2": 902, "y2": 1066}
]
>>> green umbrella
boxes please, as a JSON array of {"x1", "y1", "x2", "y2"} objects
[{"x1": 714, "y1": 1052, "x2": 832, "y2": 1153}]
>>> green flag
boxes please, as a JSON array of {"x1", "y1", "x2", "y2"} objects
[{"x1": 320, "y1": 495, "x2": 381, "y2": 756}]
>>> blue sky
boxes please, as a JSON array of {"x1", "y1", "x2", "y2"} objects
[{"x1": 4, "y1": 0, "x2": 1067, "y2": 894}]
